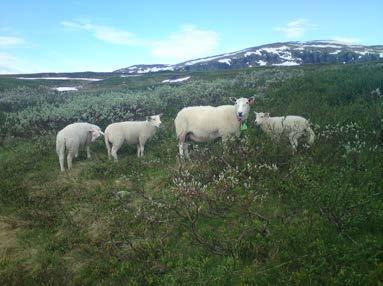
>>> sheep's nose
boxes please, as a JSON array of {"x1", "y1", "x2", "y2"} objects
[{"x1": 238, "y1": 112, "x2": 243, "y2": 117}]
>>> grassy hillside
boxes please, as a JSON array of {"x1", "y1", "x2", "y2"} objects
[{"x1": 0, "y1": 63, "x2": 382, "y2": 285}]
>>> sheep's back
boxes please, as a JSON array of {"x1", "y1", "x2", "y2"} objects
[
  {"x1": 175, "y1": 105, "x2": 237, "y2": 135},
  {"x1": 105, "y1": 121, "x2": 152, "y2": 143},
  {"x1": 284, "y1": 116, "x2": 309, "y2": 129},
  {"x1": 58, "y1": 123, "x2": 93, "y2": 148}
]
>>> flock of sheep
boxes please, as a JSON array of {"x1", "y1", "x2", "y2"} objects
[{"x1": 56, "y1": 97, "x2": 315, "y2": 171}]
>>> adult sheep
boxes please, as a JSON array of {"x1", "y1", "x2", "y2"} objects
[
  {"x1": 56, "y1": 122, "x2": 104, "y2": 172},
  {"x1": 254, "y1": 112, "x2": 315, "y2": 152},
  {"x1": 104, "y1": 114, "x2": 162, "y2": 161},
  {"x1": 174, "y1": 97, "x2": 255, "y2": 159}
]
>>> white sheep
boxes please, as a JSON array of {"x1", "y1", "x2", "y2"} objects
[
  {"x1": 254, "y1": 112, "x2": 315, "y2": 152},
  {"x1": 104, "y1": 114, "x2": 162, "y2": 161},
  {"x1": 174, "y1": 97, "x2": 255, "y2": 159},
  {"x1": 56, "y1": 122, "x2": 104, "y2": 172}
]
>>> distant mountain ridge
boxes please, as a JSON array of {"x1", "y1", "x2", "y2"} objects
[{"x1": 115, "y1": 41, "x2": 383, "y2": 74}]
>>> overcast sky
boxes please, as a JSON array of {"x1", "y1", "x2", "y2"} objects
[{"x1": 0, "y1": 0, "x2": 382, "y2": 73}]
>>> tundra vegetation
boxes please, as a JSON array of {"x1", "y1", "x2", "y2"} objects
[{"x1": 0, "y1": 63, "x2": 382, "y2": 285}]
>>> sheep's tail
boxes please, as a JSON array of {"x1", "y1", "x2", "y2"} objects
[
  {"x1": 104, "y1": 130, "x2": 112, "y2": 158},
  {"x1": 306, "y1": 126, "x2": 315, "y2": 145},
  {"x1": 174, "y1": 115, "x2": 186, "y2": 142},
  {"x1": 104, "y1": 131, "x2": 111, "y2": 150},
  {"x1": 56, "y1": 134, "x2": 65, "y2": 156},
  {"x1": 56, "y1": 133, "x2": 66, "y2": 172}
]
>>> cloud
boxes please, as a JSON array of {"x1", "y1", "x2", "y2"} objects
[
  {"x1": 150, "y1": 25, "x2": 219, "y2": 62},
  {"x1": 330, "y1": 37, "x2": 361, "y2": 44},
  {"x1": 61, "y1": 21, "x2": 141, "y2": 45},
  {"x1": 0, "y1": 52, "x2": 25, "y2": 74},
  {"x1": 0, "y1": 36, "x2": 24, "y2": 47},
  {"x1": 0, "y1": 52, "x2": 46, "y2": 74},
  {"x1": 62, "y1": 21, "x2": 219, "y2": 63},
  {"x1": 274, "y1": 19, "x2": 317, "y2": 38}
]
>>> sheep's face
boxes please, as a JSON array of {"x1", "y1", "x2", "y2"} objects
[
  {"x1": 230, "y1": 97, "x2": 255, "y2": 122},
  {"x1": 148, "y1": 114, "x2": 162, "y2": 127},
  {"x1": 90, "y1": 127, "x2": 104, "y2": 142},
  {"x1": 254, "y1": 112, "x2": 270, "y2": 125}
]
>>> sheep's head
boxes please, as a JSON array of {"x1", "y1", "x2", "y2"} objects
[
  {"x1": 147, "y1": 114, "x2": 162, "y2": 127},
  {"x1": 90, "y1": 126, "x2": 104, "y2": 142},
  {"x1": 230, "y1": 97, "x2": 255, "y2": 122},
  {"x1": 254, "y1": 112, "x2": 270, "y2": 125}
]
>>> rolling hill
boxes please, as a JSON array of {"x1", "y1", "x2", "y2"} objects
[{"x1": 115, "y1": 40, "x2": 383, "y2": 74}]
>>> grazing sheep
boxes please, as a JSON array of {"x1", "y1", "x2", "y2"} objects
[
  {"x1": 174, "y1": 97, "x2": 255, "y2": 159},
  {"x1": 254, "y1": 112, "x2": 315, "y2": 152},
  {"x1": 56, "y1": 122, "x2": 104, "y2": 172},
  {"x1": 104, "y1": 114, "x2": 162, "y2": 161}
]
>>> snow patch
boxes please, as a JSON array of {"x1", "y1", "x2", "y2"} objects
[
  {"x1": 259, "y1": 45, "x2": 290, "y2": 54},
  {"x1": 272, "y1": 61, "x2": 300, "y2": 66},
  {"x1": 162, "y1": 76, "x2": 191, "y2": 83},
  {"x1": 184, "y1": 55, "x2": 225, "y2": 66},
  {"x1": 54, "y1": 87, "x2": 78, "y2": 91},
  {"x1": 218, "y1": 58, "x2": 231, "y2": 65},
  {"x1": 183, "y1": 51, "x2": 239, "y2": 66},
  {"x1": 257, "y1": 60, "x2": 267, "y2": 66},
  {"x1": 329, "y1": 50, "x2": 341, "y2": 55},
  {"x1": 18, "y1": 77, "x2": 102, "y2": 81},
  {"x1": 303, "y1": 44, "x2": 343, "y2": 49},
  {"x1": 355, "y1": 50, "x2": 370, "y2": 55},
  {"x1": 244, "y1": 50, "x2": 262, "y2": 57},
  {"x1": 120, "y1": 74, "x2": 142, "y2": 77},
  {"x1": 123, "y1": 65, "x2": 174, "y2": 74},
  {"x1": 279, "y1": 51, "x2": 294, "y2": 61}
]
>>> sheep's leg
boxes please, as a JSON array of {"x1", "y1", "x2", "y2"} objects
[
  {"x1": 289, "y1": 134, "x2": 298, "y2": 154},
  {"x1": 136, "y1": 144, "x2": 141, "y2": 158},
  {"x1": 67, "y1": 153, "x2": 74, "y2": 170},
  {"x1": 178, "y1": 143, "x2": 185, "y2": 158},
  {"x1": 105, "y1": 138, "x2": 112, "y2": 160},
  {"x1": 182, "y1": 143, "x2": 189, "y2": 160},
  {"x1": 221, "y1": 135, "x2": 230, "y2": 152},
  {"x1": 107, "y1": 148, "x2": 112, "y2": 160},
  {"x1": 178, "y1": 132, "x2": 187, "y2": 159},
  {"x1": 86, "y1": 146, "x2": 91, "y2": 159},
  {"x1": 140, "y1": 144, "x2": 145, "y2": 157},
  {"x1": 137, "y1": 137, "x2": 146, "y2": 158},
  {"x1": 111, "y1": 144, "x2": 121, "y2": 161},
  {"x1": 58, "y1": 153, "x2": 65, "y2": 172}
]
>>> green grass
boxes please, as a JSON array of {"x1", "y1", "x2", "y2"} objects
[{"x1": 0, "y1": 63, "x2": 382, "y2": 285}]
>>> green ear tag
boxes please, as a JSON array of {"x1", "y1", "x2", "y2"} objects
[{"x1": 241, "y1": 122, "x2": 248, "y2": 131}]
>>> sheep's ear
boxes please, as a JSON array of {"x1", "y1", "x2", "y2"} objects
[
  {"x1": 248, "y1": 96, "x2": 256, "y2": 105},
  {"x1": 158, "y1": 113, "x2": 163, "y2": 117},
  {"x1": 265, "y1": 112, "x2": 270, "y2": 117},
  {"x1": 146, "y1": 116, "x2": 149, "y2": 121},
  {"x1": 229, "y1": 97, "x2": 237, "y2": 103}
]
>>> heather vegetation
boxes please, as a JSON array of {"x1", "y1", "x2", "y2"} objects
[{"x1": 0, "y1": 63, "x2": 382, "y2": 285}]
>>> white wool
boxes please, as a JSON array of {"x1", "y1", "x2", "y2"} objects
[
  {"x1": 175, "y1": 105, "x2": 240, "y2": 142},
  {"x1": 104, "y1": 115, "x2": 161, "y2": 160},
  {"x1": 174, "y1": 97, "x2": 254, "y2": 159},
  {"x1": 56, "y1": 122, "x2": 103, "y2": 171},
  {"x1": 255, "y1": 113, "x2": 315, "y2": 152}
]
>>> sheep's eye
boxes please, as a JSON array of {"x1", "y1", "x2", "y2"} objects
[{"x1": 246, "y1": 102, "x2": 249, "y2": 104}]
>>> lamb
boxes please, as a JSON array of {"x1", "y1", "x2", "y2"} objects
[
  {"x1": 56, "y1": 122, "x2": 104, "y2": 172},
  {"x1": 254, "y1": 112, "x2": 315, "y2": 152},
  {"x1": 104, "y1": 114, "x2": 162, "y2": 161},
  {"x1": 174, "y1": 97, "x2": 255, "y2": 159}
]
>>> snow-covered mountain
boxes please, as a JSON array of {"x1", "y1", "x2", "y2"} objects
[{"x1": 115, "y1": 41, "x2": 383, "y2": 74}]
